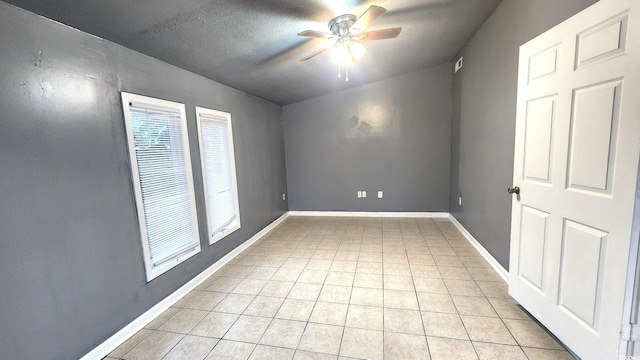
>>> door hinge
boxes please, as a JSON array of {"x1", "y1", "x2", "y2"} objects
[{"x1": 621, "y1": 324, "x2": 640, "y2": 342}]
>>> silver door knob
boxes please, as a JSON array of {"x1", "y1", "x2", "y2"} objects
[{"x1": 507, "y1": 186, "x2": 520, "y2": 195}]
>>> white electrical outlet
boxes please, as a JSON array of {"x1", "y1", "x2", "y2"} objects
[
  {"x1": 282, "y1": 193, "x2": 286, "y2": 201},
  {"x1": 458, "y1": 195, "x2": 462, "y2": 206},
  {"x1": 362, "y1": 191, "x2": 367, "y2": 198},
  {"x1": 378, "y1": 191, "x2": 383, "y2": 198},
  {"x1": 357, "y1": 191, "x2": 362, "y2": 198}
]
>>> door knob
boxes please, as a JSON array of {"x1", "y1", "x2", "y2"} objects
[{"x1": 508, "y1": 186, "x2": 520, "y2": 195}]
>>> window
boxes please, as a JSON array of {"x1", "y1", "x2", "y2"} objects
[
  {"x1": 121, "y1": 92, "x2": 201, "y2": 281},
  {"x1": 196, "y1": 107, "x2": 241, "y2": 244}
]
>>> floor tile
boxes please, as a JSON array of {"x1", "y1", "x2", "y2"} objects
[
  {"x1": 335, "y1": 251, "x2": 359, "y2": 261},
  {"x1": 452, "y1": 295, "x2": 498, "y2": 317},
  {"x1": 350, "y1": 287, "x2": 383, "y2": 307},
  {"x1": 276, "y1": 298, "x2": 316, "y2": 321},
  {"x1": 207, "y1": 277, "x2": 242, "y2": 292},
  {"x1": 414, "y1": 278, "x2": 448, "y2": 294},
  {"x1": 293, "y1": 350, "x2": 338, "y2": 360},
  {"x1": 325, "y1": 272, "x2": 355, "y2": 287},
  {"x1": 459, "y1": 257, "x2": 492, "y2": 269},
  {"x1": 384, "y1": 289, "x2": 419, "y2": 310},
  {"x1": 469, "y1": 268, "x2": 504, "y2": 282},
  {"x1": 359, "y1": 252, "x2": 382, "y2": 262},
  {"x1": 190, "y1": 312, "x2": 239, "y2": 338},
  {"x1": 345, "y1": 304, "x2": 383, "y2": 330},
  {"x1": 213, "y1": 294, "x2": 256, "y2": 314},
  {"x1": 175, "y1": 291, "x2": 226, "y2": 311},
  {"x1": 433, "y1": 256, "x2": 464, "y2": 267},
  {"x1": 473, "y1": 342, "x2": 527, "y2": 360},
  {"x1": 272, "y1": 268, "x2": 304, "y2": 282},
  {"x1": 312, "y1": 250, "x2": 336, "y2": 260},
  {"x1": 298, "y1": 323, "x2": 344, "y2": 355},
  {"x1": 353, "y1": 273, "x2": 383, "y2": 289},
  {"x1": 289, "y1": 283, "x2": 323, "y2": 300},
  {"x1": 438, "y1": 266, "x2": 473, "y2": 280},
  {"x1": 383, "y1": 275, "x2": 415, "y2": 291},
  {"x1": 162, "y1": 335, "x2": 218, "y2": 360},
  {"x1": 122, "y1": 331, "x2": 184, "y2": 360},
  {"x1": 223, "y1": 265, "x2": 254, "y2": 278},
  {"x1": 521, "y1": 347, "x2": 575, "y2": 359},
  {"x1": 356, "y1": 261, "x2": 383, "y2": 275},
  {"x1": 476, "y1": 281, "x2": 509, "y2": 298},
  {"x1": 223, "y1": 315, "x2": 271, "y2": 343},
  {"x1": 426, "y1": 337, "x2": 478, "y2": 360},
  {"x1": 383, "y1": 253, "x2": 409, "y2": 264},
  {"x1": 503, "y1": 319, "x2": 564, "y2": 350},
  {"x1": 246, "y1": 267, "x2": 278, "y2": 280},
  {"x1": 204, "y1": 339, "x2": 255, "y2": 360},
  {"x1": 461, "y1": 315, "x2": 516, "y2": 345},
  {"x1": 487, "y1": 298, "x2": 529, "y2": 320},
  {"x1": 108, "y1": 329, "x2": 153, "y2": 358},
  {"x1": 410, "y1": 265, "x2": 441, "y2": 278},
  {"x1": 331, "y1": 260, "x2": 357, "y2": 272},
  {"x1": 309, "y1": 302, "x2": 348, "y2": 326},
  {"x1": 384, "y1": 332, "x2": 430, "y2": 360},
  {"x1": 298, "y1": 269, "x2": 329, "y2": 284},
  {"x1": 318, "y1": 285, "x2": 352, "y2": 304},
  {"x1": 158, "y1": 309, "x2": 208, "y2": 334},
  {"x1": 243, "y1": 296, "x2": 284, "y2": 317},
  {"x1": 306, "y1": 259, "x2": 333, "y2": 271},
  {"x1": 259, "y1": 281, "x2": 295, "y2": 298},
  {"x1": 249, "y1": 345, "x2": 295, "y2": 360},
  {"x1": 110, "y1": 218, "x2": 567, "y2": 360},
  {"x1": 231, "y1": 278, "x2": 268, "y2": 295},
  {"x1": 422, "y1": 311, "x2": 468, "y2": 340},
  {"x1": 384, "y1": 308, "x2": 424, "y2": 335},
  {"x1": 260, "y1": 319, "x2": 306, "y2": 349},
  {"x1": 383, "y1": 262, "x2": 412, "y2": 276},
  {"x1": 444, "y1": 279, "x2": 483, "y2": 297},
  {"x1": 408, "y1": 254, "x2": 436, "y2": 266},
  {"x1": 282, "y1": 258, "x2": 309, "y2": 270},
  {"x1": 339, "y1": 327, "x2": 383, "y2": 360},
  {"x1": 416, "y1": 292, "x2": 457, "y2": 314}
]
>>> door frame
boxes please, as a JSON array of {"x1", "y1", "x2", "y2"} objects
[{"x1": 621, "y1": 163, "x2": 640, "y2": 356}]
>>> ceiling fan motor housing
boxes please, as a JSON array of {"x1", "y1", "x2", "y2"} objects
[{"x1": 329, "y1": 14, "x2": 357, "y2": 36}]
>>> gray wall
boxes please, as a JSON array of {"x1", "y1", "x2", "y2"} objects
[
  {"x1": 283, "y1": 64, "x2": 451, "y2": 212},
  {"x1": 0, "y1": 3, "x2": 287, "y2": 360},
  {"x1": 449, "y1": 0, "x2": 598, "y2": 269}
]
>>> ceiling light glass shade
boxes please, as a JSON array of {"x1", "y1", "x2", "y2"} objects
[
  {"x1": 350, "y1": 42, "x2": 366, "y2": 60},
  {"x1": 331, "y1": 45, "x2": 353, "y2": 65}
]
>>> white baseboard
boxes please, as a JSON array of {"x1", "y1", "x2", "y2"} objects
[
  {"x1": 288, "y1": 211, "x2": 450, "y2": 218},
  {"x1": 80, "y1": 212, "x2": 290, "y2": 360},
  {"x1": 448, "y1": 214, "x2": 509, "y2": 282}
]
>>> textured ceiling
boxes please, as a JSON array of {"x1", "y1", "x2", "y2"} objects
[{"x1": 5, "y1": 0, "x2": 501, "y2": 105}]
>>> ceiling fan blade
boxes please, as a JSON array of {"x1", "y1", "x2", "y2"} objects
[
  {"x1": 356, "y1": 27, "x2": 402, "y2": 41},
  {"x1": 298, "y1": 48, "x2": 328, "y2": 62},
  {"x1": 298, "y1": 30, "x2": 333, "y2": 39},
  {"x1": 351, "y1": 5, "x2": 387, "y2": 33}
]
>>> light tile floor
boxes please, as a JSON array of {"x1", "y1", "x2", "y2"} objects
[{"x1": 105, "y1": 217, "x2": 574, "y2": 360}]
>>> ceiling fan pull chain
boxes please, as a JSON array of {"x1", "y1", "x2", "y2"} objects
[
  {"x1": 346, "y1": 66, "x2": 349, "y2": 82},
  {"x1": 338, "y1": 65, "x2": 342, "y2": 78}
]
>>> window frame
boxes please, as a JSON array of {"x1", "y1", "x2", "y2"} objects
[
  {"x1": 121, "y1": 92, "x2": 201, "y2": 281},
  {"x1": 195, "y1": 106, "x2": 241, "y2": 245}
]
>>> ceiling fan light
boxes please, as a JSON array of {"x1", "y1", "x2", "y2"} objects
[
  {"x1": 331, "y1": 45, "x2": 352, "y2": 65},
  {"x1": 350, "y1": 42, "x2": 366, "y2": 60}
]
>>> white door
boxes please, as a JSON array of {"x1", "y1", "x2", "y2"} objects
[{"x1": 509, "y1": 1, "x2": 640, "y2": 359}]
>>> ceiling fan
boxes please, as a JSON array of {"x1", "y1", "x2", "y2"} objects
[{"x1": 297, "y1": 5, "x2": 401, "y2": 79}]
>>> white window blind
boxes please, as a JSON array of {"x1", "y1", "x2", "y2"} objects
[
  {"x1": 196, "y1": 107, "x2": 241, "y2": 244},
  {"x1": 121, "y1": 92, "x2": 201, "y2": 281}
]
